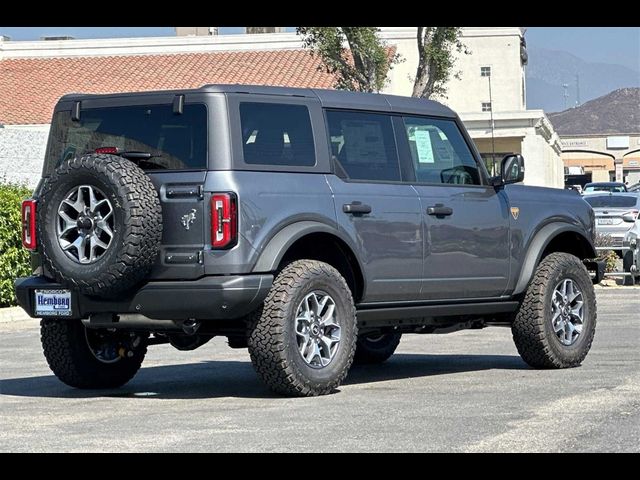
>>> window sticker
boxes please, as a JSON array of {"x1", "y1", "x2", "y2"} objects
[{"x1": 414, "y1": 129, "x2": 434, "y2": 164}]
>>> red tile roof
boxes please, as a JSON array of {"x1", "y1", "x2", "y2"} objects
[{"x1": 0, "y1": 50, "x2": 337, "y2": 125}]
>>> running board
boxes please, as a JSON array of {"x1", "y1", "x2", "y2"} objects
[{"x1": 356, "y1": 301, "x2": 519, "y2": 328}]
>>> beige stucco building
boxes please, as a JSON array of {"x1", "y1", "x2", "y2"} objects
[
  {"x1": 561, "y1": 134, "x2": 640, "y2": 185},
  {"x1": 379, "y1": 27, "x2": 563, "y2": 188},
  {"x1": 0, "y1": 27, "x2": 563, "y2": 188}
]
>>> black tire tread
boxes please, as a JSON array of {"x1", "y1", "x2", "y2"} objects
[
  {"x1": 354, "y1": 332, "x2": 402, "y2": 365},
  {"x1": 512, "y1": 252, "x2": 596, "y2": 369},
  {"x1": 247, "y1": 260, "x2": 357, "y2": 397},
  {"x1": 37, "y1": 154, "x2": 162, "y2": 298},
  {"x1": 40, "y1": 319, "x2": 146, "y2": 389}
]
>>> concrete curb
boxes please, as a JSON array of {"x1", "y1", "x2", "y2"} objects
[{"x1": 0, "y1": 306, "x2": 32, "y2": 323}]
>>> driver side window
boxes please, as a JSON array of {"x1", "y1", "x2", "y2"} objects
[{"x1": 402, "y1": 116, "x2": 481, "y2": 186}]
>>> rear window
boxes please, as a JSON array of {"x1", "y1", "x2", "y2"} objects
[
  {"x1": 46, "y1": 104, "x2": 207, "y2": 170},
  {"x1": 239, "y1": 102, "x2": 316, "y2": 167},
  {"x1": 584, "y1": 195, "x2": 639, "y2": 208},
  {"x1": 584, "y1": 184, "x2": 626, "y2": 193}
]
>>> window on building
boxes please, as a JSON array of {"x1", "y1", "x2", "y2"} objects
[
  {"x1": 239, "y1": 102, "x2": 316, "y2": 167},
  {"x1": 402, "y1": 116, "x2": 481, "y2": 185},
  {"x1": 326, "y1": 110, "x2": 401, "y2": 182},
  {"x1": 481, "y1": 66, "x2": 491, "y2": 77},
  {"x1": 482, "y1": 102, "x2": 492, "y2": 112}
]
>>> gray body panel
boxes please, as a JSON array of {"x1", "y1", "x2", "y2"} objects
[
  {"x1": 413, "y1": 184, "x2": 510, "y2": 300},
  {"x1": 503, "y1": 184, "x2": 596, "y2": 294},
  {"x1": 29, "y1": 84, "x2": 598, "y2": 319},
  {"x1": 326, "y1": 176, "x2": 423, "y2": 302}
]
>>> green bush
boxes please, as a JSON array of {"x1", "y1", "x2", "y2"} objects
[
  {"x1": 594, "y1": 232, "x2": 619, "y2": 273},
  {"x1": 0, "y1": 182, "x2": 32, "y2": 307}
]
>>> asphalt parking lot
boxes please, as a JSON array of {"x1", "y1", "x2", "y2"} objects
[{"x1": 1, "y1": 288, "x2": 638, "y2": 452}]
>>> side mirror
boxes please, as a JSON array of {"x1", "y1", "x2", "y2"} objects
[{"x1": 493, "y1": 154, "x2": 525, "y2": 186}]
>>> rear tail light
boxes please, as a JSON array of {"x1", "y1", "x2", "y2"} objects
[
  {"x1": 211, "y1": 193, "x2": 237, "y2": 249},
  {"x1": 21, "y1": 199, "x2": 37, "y2": 250}
]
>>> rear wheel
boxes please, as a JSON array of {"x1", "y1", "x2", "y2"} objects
[
  {"x1": 41, "y1": 319, "x2": 147, "y2": 389},
  {"x1": 354, "y1": 332, "x2": 402, "y2": 365},
  {"x1": 512, "y1": 252, "x2": 596, "y2": 369},
  {"x1": 247, "y1": 260, "x2": 357, "y2": 397}
]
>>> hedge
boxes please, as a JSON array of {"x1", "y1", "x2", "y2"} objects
[{"x1": 0, "y1": 182, "x2": 32, "y2": 307}]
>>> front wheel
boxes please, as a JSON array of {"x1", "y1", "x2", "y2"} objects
[
  {"x1": 247, "y1": 260, "x2": 357, "y2": 397},
  {"x1": 41, "y1": 319, "x2": 147, "y2": 388},
  {"x1": 511, "y1": 252, "x2": 596, "y2": 369},
  {"x1": 353, "y1": 332, "x2": 402, "y2": 365}
]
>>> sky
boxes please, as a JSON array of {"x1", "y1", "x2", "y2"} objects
[{"x1": 0, "y1": 26, "x2": 638, "y2": 72}]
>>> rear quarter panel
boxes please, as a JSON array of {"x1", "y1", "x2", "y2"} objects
[{"x1": 202, "y1": 171, "x2": 337, "y2": 275}]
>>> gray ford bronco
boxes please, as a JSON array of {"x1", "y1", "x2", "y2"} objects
[{"x1": 15, "y1": 85, "x2": 605, "y2": 397}]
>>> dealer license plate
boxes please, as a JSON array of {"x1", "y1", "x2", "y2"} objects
[
  {"x1": 598, "y1": 218, "x2": 614, "y2": 225},
  {"x1": 34, "y1": 289, "x2": 72, "y2": 317}
]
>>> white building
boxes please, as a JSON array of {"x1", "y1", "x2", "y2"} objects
[{"x1": 0, "y1": 27, "x2": 563, "y2": 188}]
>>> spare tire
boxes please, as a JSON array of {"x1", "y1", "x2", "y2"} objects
[{"x1": 37, "y1": 154, "x2": 162, "y2": 298}]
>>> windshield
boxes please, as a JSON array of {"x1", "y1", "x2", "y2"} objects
[
  {"x1": 584, "y1": 195, "x2": 639, "y2": 208},
  {"x1": 584, "y1": 184, "x2": 626, "y2": 193},
  {"x1": 46, "y1": 104, "x2": 207, "y2": 170}
]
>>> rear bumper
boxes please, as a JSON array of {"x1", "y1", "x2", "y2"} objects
[{"x1": 14, "y1": 274, "x2": 273, "y2": 321}]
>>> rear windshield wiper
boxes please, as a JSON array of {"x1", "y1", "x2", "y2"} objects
[
  {"x1": 119, "y1": 151, "x2": 159, "y2": 160},
  {"x1": 119, "y1": 151, "x2": 168, "y2": 170}
]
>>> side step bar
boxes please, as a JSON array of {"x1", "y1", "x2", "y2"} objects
[{"x1": 356, "y1": 301, "x2": 519, "y2": 329}]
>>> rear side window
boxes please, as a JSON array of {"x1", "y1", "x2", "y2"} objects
[
  {"x1": 326, "y1": 110, "x2": 401, "y2": 182},
  {"x1": 584, "y1": 195, "x2": 639, "y2": 208},
  {"x1": 239, "y1": 103, "x2": 316, "y2": 167},
  {"x1": 47, "y1": 104, "x2": 207, "y2": 171},
  {"x1": 402, "y1": 116, "x2": 481, "y2": 185}
]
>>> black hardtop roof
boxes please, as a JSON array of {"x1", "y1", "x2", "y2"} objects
[{"x1": 59, "y1": 84, "x2": 457, "y2": 118}]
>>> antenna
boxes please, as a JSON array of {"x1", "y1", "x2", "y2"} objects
[
  {"x1": 562, "y1": 83, "x2": 569, "y2": 110},
  {"x1": 575, "y1": 74, "x2": 581, "y2": 106},
  {"x1": 487, "y1": 70, "x2": 496, "y2": 174}
]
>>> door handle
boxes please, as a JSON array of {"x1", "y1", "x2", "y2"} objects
[
  {"x1": 343, "y1": 202, "x2": 372, "y2": 214},
  {"x1": 427, "y1": 205, "x2": 453, "y2": 216}
]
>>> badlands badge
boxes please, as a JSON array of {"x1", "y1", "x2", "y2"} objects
[{"x1": 510, "y1": 207, "x2": 520, "y2": 220}]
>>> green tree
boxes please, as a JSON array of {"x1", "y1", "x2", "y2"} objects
[
  {"x1": 0, "y1": 182, "x2": 32, "y2": 306},
  {"x1": 412, "y1": 27, "x2": 469, "y2": 99},
  {"x1": 297, "y1": 27, "x2": 399, "y2": 93}
]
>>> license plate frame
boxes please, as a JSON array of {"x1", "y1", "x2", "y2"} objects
[
  {"x1": 598, "y1": 218, "x2": 615, "y2": 225},
  {"x1": 34, "y1": 289, "x2": 72, "y2": 317}
]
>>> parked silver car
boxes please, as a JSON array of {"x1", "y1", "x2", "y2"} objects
[
  {"x1": 584, "y1": 193, "x2": 640, "y2": 249},
  {"x1": 623, "y1": 216, "x2": 639, "y2": 285}
]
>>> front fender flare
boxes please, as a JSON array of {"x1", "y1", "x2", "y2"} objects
[{"x1": 512, "y1": 223, "x2": 596, "y2": 295}]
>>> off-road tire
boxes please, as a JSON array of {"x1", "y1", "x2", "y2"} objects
[
  {"x1": 354, "y1": 332, "x2": 402, "y2": 365},
  {"x1": 41, "y1": 319, "x2": 147, "y2": 389},
  {"x1": 37, "y1": 154, "x2": 162, "y2": 298},
  {"x1": 622, "y1": 250, "x2": 636, "y2": 286},
  {"x1": 512, "y1": 252, "x2": 596, "y2": 369},
  {"x1": 247, "y1": 260, "x2": 357, "y2": 397}
]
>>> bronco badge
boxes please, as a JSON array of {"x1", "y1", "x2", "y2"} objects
[
  {"x1": 510, "y1": 207, "x2": 520, "y2": 220},
  {"x1": 181, "y1": 209, "x2": 197, "y2": 230}
]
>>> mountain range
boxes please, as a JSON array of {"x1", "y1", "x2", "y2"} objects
[
  {"x1": 547, "y1": 88, "x2": 639, "y2": 135},
  {"x1": 526, "y1": 46, "x2": 640, "y2": 112}
]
